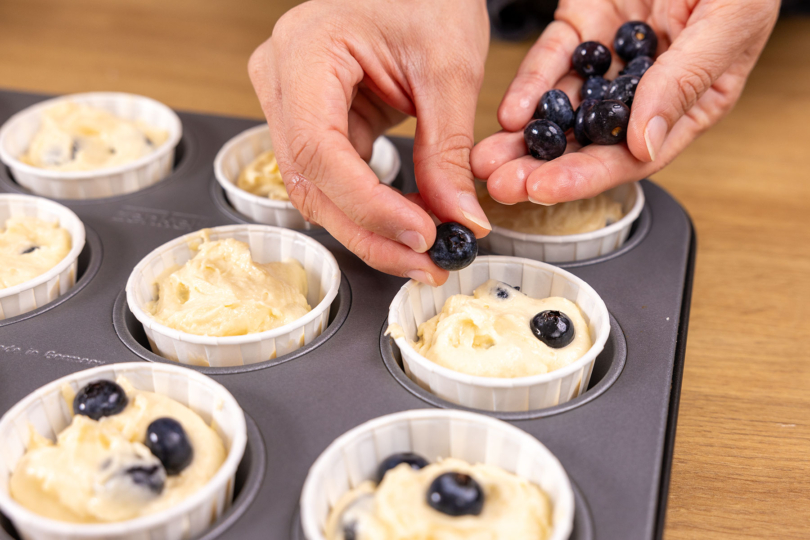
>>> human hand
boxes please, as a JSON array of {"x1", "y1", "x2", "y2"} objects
[
  {"x1": 249, "y1": 0, "x2": 491, "y2": 286},
  {"x1": 471, "y1": 0, "x2": 779, "y2": 205}
]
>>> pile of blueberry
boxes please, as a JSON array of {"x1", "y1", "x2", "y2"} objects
[
  {"x1": 525, "y1": 21, "x2": 658, "y2": 160},
  {"x1": 74, "y1": 380, "x2": 195, "y2": 496}
]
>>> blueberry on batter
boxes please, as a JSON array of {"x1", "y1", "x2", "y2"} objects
[
  {"x1": 74, "y1": 380, "x2": 129, "y2": 421},
  {"x1": 530, "y1": 310, "x2": 575, "y2": 348},
  {"x1": 534, "y1": 89, "x2": 575, "y2": 132},
  {"x1": 376, "y1": 452, "x2": 429, "y2": 483},
  {"x1": 146, "y1": 418, "x2": 194, "y2": 476},
  {"x1": 524, "y1": 119, "x2": 567, "y2": 160},
  {"x1": 572, "y1": 41, "x2": 612, "y2": 79},
  {"x1": 427, "y1": 472, "x2": 484, "y2": 516},
  {"x1": 428, "y1": 222, "x2": 478, "y2": 271},
  {"x1": 614, "y1": 21, "x2": 658, "y2": 62},
  {"x1": 20, "y1": 246, "x2": 38, "y2": 254},
  {"x1": 123, "y1": 464, "x2": 166, "y2": 495}
]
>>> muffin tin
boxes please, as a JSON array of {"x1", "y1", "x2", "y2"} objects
[{"x1": 0, "y1": 89, "x2": 695, "y2": 540}]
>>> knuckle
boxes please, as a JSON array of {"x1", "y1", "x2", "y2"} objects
[
  {"x1": 285, "y1": 173, "x2": 320, "y2": 223},
  {"x1": 288, "y1": 128, "x2": 326, "y2": 181},
  {"x1": 345, "y1": 230, "x2": 377, "y2": 266}
]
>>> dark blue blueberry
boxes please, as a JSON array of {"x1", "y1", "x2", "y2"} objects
[
  {"x1": 614, "y1": 21, "x2": 658, "y2": 62},
  {"x1": 73, "y1": 380, "x2": 128, "y2": 421},
  {"x1": 572, "y1": 41, "x2": 611, "y2": 79},
  {"x1": 376, "y1": 452, "x2": 429, "y2": 482},
  {"x1": 20, "y1": 246, "x2": 38, "y2": 254},
  {"x1": 428, "y1": 222, "x2": 477, "y2": 271},
  {"x1": 492, "y1": 281, "x2": 521, "y2": 300},
  {"x1": 343, "y1": 523, "x2": 357, "y2": 540},
  {"x1": 427, "y1": 472, "x2": 484, "y2": 516},
  {"x1": 605, "y1": 74, "x2": 640, "y2": 107},
  {"x1": 524, "y1": 119, "x2": 566, "y2": 160},
  {"x1": 580, "y1": 76, "x2": 609, "y2": 101},
  {"x1": 124, "y1": 464, "x2": 165, "y2": 495},
  {"x1": 496, "y1": 287, "x2": 510, "y2": 299},
  {"x1": 574, "y1": 99, "x2": 598, "y2": 147},
  {"x1": 620, "y1": 56, "x2": 653, "y2": 77},
  {"x1": 530, "y1": 310, "x2": 575, "y2": 348},
  {"x1": 534, "y1": 89, "x2": 575, "y2": 131},
  {"x1": 583, "y1": 100, "x2": 630, "y2": 145},
  {"x1": 146, "y1": 418, "x2": 194, "y2": 476}
]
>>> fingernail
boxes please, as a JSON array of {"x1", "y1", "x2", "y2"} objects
[
  {"x1": 644, "y1": 116, "x2": 668, "y2": 162},
  {"x1": 528, "y1": 196, "x2": 555, "y2": 206},
  {"x1": 397, "y1": 230, "x2": 428, "y2": 253},
  {"x1": 405, "y1": 269, "x2": 437, "y2": 287},
  {"x1": 458, "y1": 193, "x2": 492, "y2": 231}
]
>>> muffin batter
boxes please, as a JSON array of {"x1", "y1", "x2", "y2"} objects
[
  {"x1": 9, "y1": 377, "x2": 226, "y2": 523},
  {"x1": 147, "y1": 234, "x2": 311, "y2": 336},
  {"x1": 478, "y1": 188, "x2": 623, "y2": 235},
  {"x1": 326, "y1": 458, "x2": 552, "y2": 540},
  {"x1": 0, "y1": 216, "x2": 71, "y2": 289},
  {"x1": 393, "y1": 280, "x2": 592, "y2": 378},
  {"x1": 20, "y1": 102, "x2": 169, "y2": 171}
]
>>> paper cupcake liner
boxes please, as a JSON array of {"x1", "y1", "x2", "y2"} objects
[
  {"x1": 0, "y1": 362, "x2": 247, "y2": 540},
  {"x1": 0, "y1": 92, "x2": 182, "y2": 200},
  {"x1": 300, "y1": 409, "x2": 574, "y2": 540},
  {"x1": 0, "y1": 194, "x2": 86, "y2": 320},
  {"x1": 126, "y1": 224, "x2": 341, "y2": 367},
  {"x1": 478, "y1": 182, "x2": 644, "y2": 262},
  {"x1": 388, "y1": 256, "x2": 610, "y2": 412},
  {"x1": 214, "y1": 124, "x2": 401, "y2": 229}
]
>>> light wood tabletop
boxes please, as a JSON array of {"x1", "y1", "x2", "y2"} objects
[{"x1": 1, "y1": 1, "x2": 807, "y2": 537}]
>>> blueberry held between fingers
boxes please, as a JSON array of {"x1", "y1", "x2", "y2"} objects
[
  {"x1": 583, "y1": 100, "x2": 630, "y2": 145},
  {"x1": 524, "y1": 119, "x2": 567, "y2": 160},
  {"x1": 376, "y1": 452, "x2": 429, "y2": 483},
  {"x1": 574, "y1": 99, "x2": 598, "y2": 147},
  {"x1": 572, "y1": 41, "x2": 612, "y2": 79},
  {"x1": 580, "y1": 76, "x2": 609, "y2": 101},
  {"x1": 146, "y1": 417, "x2": 194, "y2": 475},
  {"x1": 605, "y1": 74, "x2": 640, "y2": 107},
  {"x1": 74, "y1": 380, "x2": 128, "y2": 420},
  {"x1": 428, "y1": 222, "x2": 478, "y2": 271},
  {"x1": 620, "y1": 56, "x2": 653, "y2": 77},
  {"x1": 534, "y1": 89, "x2": 575, "y2": 131},
  {"x1": 530, "y1": 310, "x2": 575, "y2": 348},
  {"x1": 427, "y1": 472, "x2": 484, "y2": 516},
  {"x1": 614, "y1": 21, "x2": 658, "y2": 62}
]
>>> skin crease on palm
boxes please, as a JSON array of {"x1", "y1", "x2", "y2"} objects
[{"x1": 249, "y1": 0, "x2": 779, "y2": 286}]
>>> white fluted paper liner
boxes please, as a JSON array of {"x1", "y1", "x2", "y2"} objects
[
  {"x1": 478, "y1": 182, "x2": 644, "y2": 262},
  {"x1": 0, "y1": 362, "x2": 247, "y2": 540},
  {"x1": 0, "y1": 194, "x2": 85, "y2": 320},
  {"x1": 214, "y1": 124, "x2": 401, "y2": 229},
  {"x1": 301, "y1": 409, "x2": 574, "y2": 540},
  {"x1": 0, "y1": 92, "x2": 182, "y2": 200},
  {"x1": 126, "y1": 224, "x2": 341, "y2": 367},
  {"x1": 388, "y1": 256, "x2": 610, "y2": 412}
]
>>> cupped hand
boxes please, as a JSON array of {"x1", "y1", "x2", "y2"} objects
[
  {"x1": 471, "y1": 0, "x2": 779, "y2": 205},
  {"x1": 249, "y1": 0, "x2": 491, "y2": 286}
]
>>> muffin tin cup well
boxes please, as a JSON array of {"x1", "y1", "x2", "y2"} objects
[
  {"x1": 300, "y1": 409, "x2": 575, "y2": 540},
  {"x1": 0, "y1": 362, "x2": 247, "y2": 540},
  {"x1": 478, "y1": 182, "x2": 644, "y2": 263},
  {"x1": 126, "y1": 224, "x2": 341, "y2": 368},
  {"x1": 0, "y1": 92, "x2": 182, "y2": 200},
  {"x1": 214, "y1": 124, "x2": 401, "y2": 230},
  {"x1": 0, "y1": 194, "x2": 86, "y2": 320},
  {"x1": 387, "y1": 256, "x2": 611, "y2": 412}
]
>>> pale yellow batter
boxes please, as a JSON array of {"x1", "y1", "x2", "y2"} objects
[
  {"x1": 393, "y1": 280, "x2": 592, "y2": 378},
  {"x1": 9, "y1": 377, "x2": 226, "y2": 524},
  {"x1": 146, "y1": 234, "x2": 311, "y2": 336},
  {"x1": 326, "y1": 458, "x2": 552, "y2": 540},
  {"x1": 0, "y1": 216, "x2": 72, "y2": 289},
  {"x1": 20, "y1": 102, "x2": 169, "y2": 171},
  {"x1": 478, "y1": 188, "x2": 624, "y2": 236}
]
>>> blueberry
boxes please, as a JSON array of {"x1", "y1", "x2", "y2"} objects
[
  {"x1": 574, "y1": 99, "x2": 598, "y2": 147},
  {"x1": 530, "y1": 310, "x2": 575, "y2": 348},
  {"x1": 332, "y1": 492, "x2": 373, "y2": 540},
  {"x1": 20, "y1": 246, "x2": 38, "y2": 254},
  {"x1": 496, "y1": 287, "x2": 510, "y2": 299},
  {"x1": 580, "y1": 76, "x2": 609, "y2": 101},
  {"x1": 124, "y1": 464, "x2": 165, "y2": 495},
  {"x1": 74, "y1": 380, "x2": 128, "y2": 421},
  {"x1": 534, "y1": 90, "x2": 575, "y2": 131},
  {"x1": 614, "y1": 21, "x2": 658, "y2": 62},
  {"x1": 620, "y1": 56, "x2": 653, "y2": 77},
  {"x1": 572, "y1": 41, "x2": 611, "y2": 79},
  {"x1": 605, "y1": 74, "x2": 640, "y2": 107},
  {"x1": 583, "y1": 100, "x2": 630, "y2": 145},
  {"x1": 427, "y1": 472, "x2": 484, "y2": 517},
  {"x1": 524, "y1": 119, "x2": 566, "y2": 160},
  {"x1": 376, "y1": 452, "x2": 429, "y2": 483},
  {"x1": 146, "y1": 418, "x2": 194, "y2": 476},
  {"x1": 428, "y1": 222, "x2": 478, "y2": 271},
  {"x1": 491, "y1": 281, "x2": 521, "y2": 300}
]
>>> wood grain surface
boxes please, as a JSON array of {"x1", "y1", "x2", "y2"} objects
[{"x1": 0, "y1": 1, "x2": 807, "y2": 537}]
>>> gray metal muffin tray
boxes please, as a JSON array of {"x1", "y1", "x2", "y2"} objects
[{"x1": 0, "y1": 89, "x2": 694, "y2": 540}]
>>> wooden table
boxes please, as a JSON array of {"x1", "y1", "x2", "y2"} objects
[{"x1": 1, "y1": 1, "x2": 807, "y2": 537}]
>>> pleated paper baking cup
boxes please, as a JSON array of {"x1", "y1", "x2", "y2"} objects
[
  {"x1": 0, "y1": 92, "x2": 182, "y2": 199},
  {"x1": 126, "y1": 224, "x2": 341, "y2": 367},
  {"x1": 0, "y1": 193, "x2": 85, "y2": 320},
  {"x1": 0, "y1": 362, "x2": 247, "y2": 540},
  {"x1": 388, "y1": 256, "x2": 610, "y2": 412},
  {"x1": 300, "y1": 409, "x2": 574, "y2": 540},
  {"x1": 214, "y1": 123, "x2": 401, "y2": 229},
  {"x1": 478, "y1": 182, "x2": 644, "y2": 262}
]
